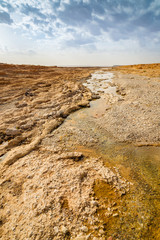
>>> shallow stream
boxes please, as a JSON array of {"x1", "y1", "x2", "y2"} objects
[
  {"x1": 66, "y1": 71, "x2": 160, "y2": 239},
  {"x1": 57, "y1": 71, "x2": 160, "y2": 239}
]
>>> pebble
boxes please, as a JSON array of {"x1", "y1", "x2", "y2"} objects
[
  {"x1": 107, "y1": 237, "x2": 113, "y2": 240},
  {"x1": 59, "y1": 152, "x2": 84, "y2": 161},
  {"x1": 81, "y1": 226, "x2": 88, "y2": 232},
  {"x1": 74, "y1": 233, "x2": 89, "y2": 240},
  {"x1": 74, "y1": 236, "x2": 87, "y2": 240},
  {"x1": 53, "y1": 226, "x2": 59, "y2": 234},
  {"x1": 91, "y1": 200, "x2": 99, "y2": 207},
  {"x1": 113, "y1": 213, "x2": 119, "y2": 217},
  {"x1": 99, "y1": 229, "x2": 105, "y2": 234},
  {"x1": 61, "y1": 226, "x2": 68, "y2": 234},
  {"x1": 6, "y1": 127, "x2": 21, "y2": 136},
  {"x1": 94, "y1": 226, "x2": 98, "y2": 230}
]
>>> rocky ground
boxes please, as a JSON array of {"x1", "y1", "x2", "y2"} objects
[
  {"x1": 0, "y1": 64, "x2": 95, "y2": 163},
  {"x1": 98, "y1": 69, "x2": 160, "y2": 144},
  {"x1": 0, "y1": 64, "x2": 129, "y2": 240},
  {"x1": 0, "y1": 63, "x2": 160, "y2": 240}
]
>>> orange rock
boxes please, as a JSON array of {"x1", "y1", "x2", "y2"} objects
[{"x1": 107, "y1": 237, "x2": 113, "y2": 240}]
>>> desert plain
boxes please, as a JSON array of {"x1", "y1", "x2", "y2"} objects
[{"x1": 0, "y1": 63, "x2": 160, "y2": 239}]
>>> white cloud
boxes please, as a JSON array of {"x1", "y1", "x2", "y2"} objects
[{"x1": 0, "y1": 0, "x2": 160, "y2": 65}]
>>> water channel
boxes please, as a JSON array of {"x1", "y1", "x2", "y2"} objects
[{"x1": 60, "y1": 70, "x2": 160, "y2": 239}]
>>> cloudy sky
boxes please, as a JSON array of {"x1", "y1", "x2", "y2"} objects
[{"x1": 0, "y1": 0, "x2": 160, "y2": 66}]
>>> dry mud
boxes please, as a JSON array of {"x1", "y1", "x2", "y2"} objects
[{"x1": 0, "y1": 63, "x2": 160, "y2": 240}]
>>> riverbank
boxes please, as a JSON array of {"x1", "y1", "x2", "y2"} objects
[
  {"x1": 98, "y1": 69, "x2": 160, "y2": 144},
  {"x1": 0, "y1": 64, "x2": 97, "y2": 163}
]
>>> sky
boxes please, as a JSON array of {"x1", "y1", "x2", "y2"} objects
[{"x1": 0, "y1": 0, "x2": 160, "y2": 66}]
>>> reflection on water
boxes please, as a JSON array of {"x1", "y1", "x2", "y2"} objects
[{"x1": 83, "y1": 71, "x2": 117, "y2": 96}]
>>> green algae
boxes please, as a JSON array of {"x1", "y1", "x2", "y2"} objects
[
  {"x1": 64, "y1": 108, "x2": 160, "y2": 239},
  {"x1": 95, "y1": 144, "x2": 160, "y2": 239}
]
